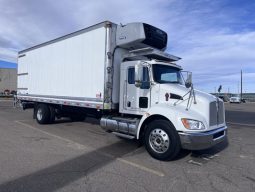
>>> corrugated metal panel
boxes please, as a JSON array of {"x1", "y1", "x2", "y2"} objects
[
  {"x1": 209, "y1": 101, "x2": 217, "y2": 126},
  {"x1": 17, "y1": 27, "x2": 107, "y2": 101}
]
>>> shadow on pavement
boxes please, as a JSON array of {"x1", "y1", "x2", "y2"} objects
[
  {"x1": 0, "y1": 140, "x2": 139, "y2": 192},
  {"x1": 172, "y1": 137, "x2": 229, "y2": 161},
  {"x1": 191, "y1": 137, "x2": 229, "y2": 157},
  {"x1": 52, "y1": 117, "x2": 100, "y2": 125}
]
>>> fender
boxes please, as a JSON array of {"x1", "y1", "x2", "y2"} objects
[{"x1": 136, "y1": 103, "x2": 207, "y2": 139}]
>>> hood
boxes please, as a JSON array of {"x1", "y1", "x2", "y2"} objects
[
  {"x1": 158, "y1": 84, "x2": 216, "y2": 104},
  {"x1": 152, "y1": 83, "x2": 225, "y2": 130}
]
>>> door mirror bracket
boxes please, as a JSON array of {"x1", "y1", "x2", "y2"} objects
[{"x1": 135, "y1": 80, "x2": 142, "y2": 88}]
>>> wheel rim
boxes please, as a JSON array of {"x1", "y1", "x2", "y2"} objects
[
  {"x1": 37, "y1": 108, "x2": 43, "y2": 121},
  {"x1": 149, "y1": 128, "x2": 170, "y2": 153}
]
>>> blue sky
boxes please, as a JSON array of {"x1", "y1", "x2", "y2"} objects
[
  {"x1": 0, "y1": 60, "x2": 17, "y2": 68},
  {"x1": 0, "y1": 0, "x2": 254, "y2": 93}
]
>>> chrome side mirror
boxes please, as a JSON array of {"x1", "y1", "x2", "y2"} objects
[
  {"x1": 185, "y1": 72, "x2": 192, "y2": 88},
  {"x1": 135, "y1": 63, "x2": 150, "y2": 89},
  {"x1": 135, "y1": 64, "x2": 143, "y2": 88}
]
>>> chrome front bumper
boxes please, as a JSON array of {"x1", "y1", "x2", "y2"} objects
[{"x1": 178, "y1": 126, "x2": 228, "y2": 150}]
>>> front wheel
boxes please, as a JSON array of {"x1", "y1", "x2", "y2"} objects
[{"x1": 144, "y1": 120, "x2": 181, "y2": 161}]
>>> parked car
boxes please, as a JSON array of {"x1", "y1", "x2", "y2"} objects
[
  {"x1": 4, "y1": 89, "x2": 10, "y2": 95},
  {"x1": 229, "y1": 96, "x2": 241, "y2": 103},
  {"x1": 219, "y1": 96, "x2": 229, "y2": 102}
]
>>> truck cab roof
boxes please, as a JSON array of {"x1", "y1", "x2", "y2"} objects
[
  {"x1": 148, "y1": 60, "x2": 182, "y2": 70},
  {"x1": 123, "y1": 47, "x2": 181, "y2": 63}
]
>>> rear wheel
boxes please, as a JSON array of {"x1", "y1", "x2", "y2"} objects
[
  {"x1": 35, "y1": 104, "x2": 51, "y2": 124},
  {"x1": 49, "y1": 105, "x2": 56, "y2": 123},
  {"x1": 144, "y1": 120, "x2": 181, "y2": 160}
]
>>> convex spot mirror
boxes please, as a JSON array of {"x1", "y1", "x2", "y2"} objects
[{"x1": 182, "y1": 71, "x2": 192, "y2": 88}]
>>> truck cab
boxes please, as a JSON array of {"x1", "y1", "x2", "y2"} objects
[
  {"x1": 120, "y1": 60, "x2": 183, "y2": 115},
  {"x1": 102, "y1": 47, "x2": 227, "y2": 160}
]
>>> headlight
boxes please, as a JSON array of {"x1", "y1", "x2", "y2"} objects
[{"x1": 181, "y1": 119, "x2": 205, "y2": 130}]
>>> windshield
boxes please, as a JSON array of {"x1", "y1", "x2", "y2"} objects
[{"x1": 152, "y1": 64, "x2": 183, "y2": 84}]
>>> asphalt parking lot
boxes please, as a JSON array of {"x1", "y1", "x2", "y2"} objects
[{"x1": 0, "y1": 100, "x2": 255, "y2": 192}]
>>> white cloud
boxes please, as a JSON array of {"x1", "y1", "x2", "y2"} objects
[
  {"x1": 0, "y1": 48, "x2": 17, "y2": 63},
  {"x1": 0, "y1": 0, "x2": 254, "y2": 92},
  {"x1": 176, "y1": 32, "x2": 255, "y2": 92},
  {"x1": 0, "y1": 0, "x2": 171, "y2": 50}
]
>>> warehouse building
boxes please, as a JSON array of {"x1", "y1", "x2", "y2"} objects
[{"x1": 0, "y1": 68, "x2": 17, "y2": 94}]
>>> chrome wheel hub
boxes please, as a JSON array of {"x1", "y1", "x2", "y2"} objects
[
  {"x1": 149, "y1": 129, "x2": 170, "y2": 153},
  {"x1": 37, "y1": 108, "x2": 43, "y2": 121}
]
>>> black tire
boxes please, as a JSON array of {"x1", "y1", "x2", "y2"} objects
[
  {"x1": 144, "y1": 120, "x2": 181, "y2": 161},
  {"x1": 35, "y1": 104, "x2": 51, "y2": 124},
  {"x1": 49, "y1": 105, "x2": 56, "y2": 123}
]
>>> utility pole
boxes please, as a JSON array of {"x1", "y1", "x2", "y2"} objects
[
  {"x1": 241, "y1": 70, "x2": 243, "y2": 100},
  {"x1": 237, "y1": 82, "x2": 239, "y2": 95}
]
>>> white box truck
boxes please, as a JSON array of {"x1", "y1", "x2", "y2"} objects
[{"x1": 17, "y1": 21, "x2": 227, "y2": 160}]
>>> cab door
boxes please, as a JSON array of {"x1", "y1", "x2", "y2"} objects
[{"x1": 122, "y1": 63, "x2": 151, "y2": 115}]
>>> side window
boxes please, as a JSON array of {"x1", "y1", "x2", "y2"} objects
[
  {"x1": 161, "y1": 73, "x2": 177, "y2": 81},
  {"x1": 128, "y1": 67, "x2": 135, "y2": 84}
]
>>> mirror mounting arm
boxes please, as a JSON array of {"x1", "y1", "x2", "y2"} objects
[{"x1": 135, "y1": 80, "x2": 142, "y2": 88}]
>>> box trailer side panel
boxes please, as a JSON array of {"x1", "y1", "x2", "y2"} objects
[{"x1": 18, "y1": 27, "x2": 107, "y2": 104}]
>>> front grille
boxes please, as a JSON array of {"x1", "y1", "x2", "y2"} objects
[
  {"x1": 218, "y1": 101, "x2": 224, "y2": 125},
  {"x1": 209, "y1": 100, "x2": 224, "y2": 126},
  {"x1": 209, "y1": 101, "x2": 217, "y2": 126}
]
